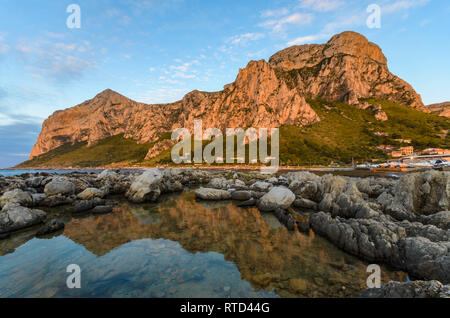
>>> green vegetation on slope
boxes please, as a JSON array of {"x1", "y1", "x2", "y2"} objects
[
  {"x1": 17, "y1": 134, "x2": 151, "y2": 168},
  {"x1": 279, "y1": 99, "x2": 449, "y2": 166},
  {"x1": 17, "y1": 100, "x2": 449, "y2": 168}
]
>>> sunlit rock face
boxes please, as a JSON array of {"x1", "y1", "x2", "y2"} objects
[
  {"x1": 427, "y1": 102, "x2": 450, "y2": 118},
  {"x1": 30, "y1": 31, "x2": 426, "y2": 160},
  {"x1": 269, "y1": 31, "x2": 425, "y2": 110}
]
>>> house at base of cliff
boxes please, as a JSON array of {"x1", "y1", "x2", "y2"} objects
[{"x1": 391, "y1": 146, "x2": 414, "y2": 158}]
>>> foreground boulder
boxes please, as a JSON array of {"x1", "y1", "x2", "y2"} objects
[
  {"x1": 44, "y1": 178, "x2": 76, "y2": 197},
  {"x1": 257, "y1": 187, "x2": 295, "y2": 212},
  {"x1": 0, "y1": 189, "x2": 33, "y2": 209},
  {"x1": 361, "y1": 280, "x2": 450, "y2": 298},
  {"x1": 0, "y1": 206, "x2": 46, "y2": 234},
  {"x1": 195, "y1": 188, "x2": 231, "y2": 201},
  {"x1": 126, "y1": 169, "x2": 162, "y2": 203}
]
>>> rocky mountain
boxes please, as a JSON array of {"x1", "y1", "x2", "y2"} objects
[
  {"x1": 426, "y1": 102, "x2": 450, "y2": 118},
  {"x1": 29, "y1": 31, "x2": 429, "y2": 162}
]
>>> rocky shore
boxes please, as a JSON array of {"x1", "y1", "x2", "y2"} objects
[{"x1": 0, "y1": 168, "x2": 449, "y2": 298}]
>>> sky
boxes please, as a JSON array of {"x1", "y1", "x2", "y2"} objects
[{"x1": 0, "y1": 0, "x2": 449, "y2": 168}]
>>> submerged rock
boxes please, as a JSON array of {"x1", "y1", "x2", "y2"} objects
[{"x1": 37, "y1": 219, "x2": 65, "y2": 236}]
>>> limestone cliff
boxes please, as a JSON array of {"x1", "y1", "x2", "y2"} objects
[
  {"x1": 30, "y1": 31, "x2": 428, "y2": 160},
  {"x1": 427, "y1": 102, "x2": 450, "y2": 118},
  {"x1": 269, "y1": 31, "x2": 426, "y2": 110}
]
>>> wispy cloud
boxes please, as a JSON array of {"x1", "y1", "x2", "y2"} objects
[
  {"x1": 298, "y1": 0, "x2": 343, "y2": 12},
  {"x1": 259, "y1": 13, "x2": 314, "y2": 32},
  {"x1": 288, "y1": 35, "x2": 321, "y2": 46},
  {"x1": 14, "y1": 38, "x2": 94, "y2": 83},
  {"x1": 382, "y1": 0, "x2": 431, "y2": 14},
  {"x1": 228, "y1": 33, "x2": 265, "y2": 46}
]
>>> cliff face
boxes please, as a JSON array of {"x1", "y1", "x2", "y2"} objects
[
  {"x1": 30, "y1": 31, "x2": 427, "y2": 160},
  {"x1": 427, "y1": 102, "x2": 450, "y2": 118},
  {"x1": 269, "y1": 31, "x2": 425, "y2": 110}
]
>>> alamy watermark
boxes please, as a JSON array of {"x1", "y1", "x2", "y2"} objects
[
  {"x1": 66, "y1": 264, "x2": 81, "y2": 289},
  {"x1": 367, "y1": 4, "x2": 381, "y2": 29},
  {"x1": 66, "y1": 4, "x2": 81, "y2": 29},
  {"x1": 366, "y1": 264, "x2": 381, "y2": 288},
  {"x1": 171, "y1": 120, "x2": 279, "y2": 173}
]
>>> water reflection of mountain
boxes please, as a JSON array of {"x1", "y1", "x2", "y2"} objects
[{"x1": 63, "y1": 192, "x2": 407, "y2": 297}]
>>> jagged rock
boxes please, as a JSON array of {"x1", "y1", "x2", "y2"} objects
[
  {"x1": 72, "y1": 198, "x2": 105, "y2": 213},
  {"x1": 289, "y1": 180, "x2": 319, "y2": 200},
  {"x1": 126, "y1": 169, "x2": 162, "y2": 203},
  {"x1": 0, "y1": 189, "x2": 33, "y2": 209},
  {"x1": 44, "y1": 178, "x2": 76, "y2": 197},
  {"x1": 269, "y1": 31, "x2": 425, "y2": 110},
  {"x1": 195, "y1": 188, "x2": 231, "y2": 201},
  {"x1": 420, "y1": 211, "x2": 450, "y2": 230},
  {"x1": 236, "y1": 198, "x2": 256, "y2": 207},
  {"x1": 293, "y1": 198, "x2": 318, "y2": 210},
  {"x1": 258, "y1": 187, "x2": 295, "y2": 212},
  {"x1": 361, "y1": 280, "x2": 450, "y2": 298},
  {"x1": 385, "y1": 171, "x2": 449, "y2": 219},
  {"x1": 37, "y1": 219, "x2": 65, "y2": 236},
  {"x1": 426, "y1": 102, "x2": 450, "y2": 118},
  {"x1": 0, "y1": 206, "x2": 46, "y2": 234},
  {"x1": 310, "y1": 212, "x2": 450, "y2": 283},
  {"x1": 97, "y1": 169, "x2": 118, "y2": 180}
]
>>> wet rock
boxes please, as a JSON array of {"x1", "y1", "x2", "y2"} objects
[
  {"x1": 91, "y1": 205, "x2": 114, "y2": 215},
  {"x1": 297, "y1": 218, "x2": 311, "y2": 233},
  {"x1": 361, "y1": 280, "x2": 450, "y2": 298},
  {"x1": 195, "y1": 188, "x2": 231, "y2": 201},
  {"x1": 274, "y1": 208, "x2": 296, "y2": 231},
  {"x1": 293, "y1": 198, "x2": 318, "y2": 210},
  {"x1": 236, "y1": 198, "x2": 256, "y2": 207},
  {"x1": 126, "y1": 169, "x2": 162, "y2": 203},
  {"x1": 257, "y1": 187, "x2": 295, "y2": 212},
  {"x1": 231, "y1": 191, "x2": 252, "y2": 201},
  {"x1": 36, "y1": 219, "x2": 65, "y2": 236},
  {"x1": 72, "y1": 198, "x2": 105, "y2": 213},
  {"x1": 0, "y1": 189, "x2": 33, "y2": 209},
  {"x1": 42, "y1": 194, "x2": 74, "y2": 207},
  {"x1": 310, "y1": 212, "x2": 450, "y2": 283},
  {"x1": 0, "y1": 206, "x2": 46, "y2": 234},
  {"x1": 77, "y1": 188, "x2": 105, "y2": 200},
  {"x1": 44, "y1": 178, "x2": 76, "y2": 197}
]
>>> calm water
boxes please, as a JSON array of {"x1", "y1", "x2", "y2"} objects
[{"x1": 0, "y1": 191, "x2": 407, "y2": 298}]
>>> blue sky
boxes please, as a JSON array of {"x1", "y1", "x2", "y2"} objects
[{"x1": 0, "y1": 0, "x2": 449, "y2": 168}]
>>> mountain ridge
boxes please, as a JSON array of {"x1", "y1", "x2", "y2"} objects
[{"x1": 28, "y1": 31, "x2": 435, "y2": 163}]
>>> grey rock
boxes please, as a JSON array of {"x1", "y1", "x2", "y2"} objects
[
  {"x1": 195, "y1": 188, "x2": 231, "y2": 201},
  {"x1": 37, "y1": 219, "x2": 65, "y2": 236},
  {"x1": 0, "y1": 206, "x2": 46, "y2": 234},
  {"x1": 257, "y1": 187, "x2": 295, "y2": 212}
]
